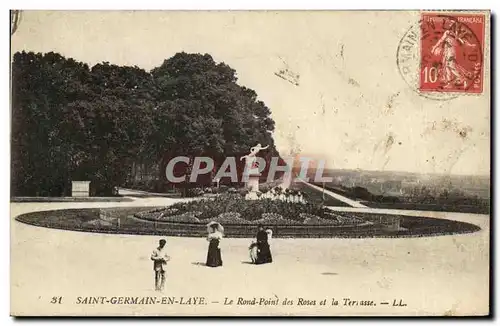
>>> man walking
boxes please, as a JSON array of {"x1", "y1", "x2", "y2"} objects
[{"x1": 151, "y1": 239, "x2": 170, "y2": 292}]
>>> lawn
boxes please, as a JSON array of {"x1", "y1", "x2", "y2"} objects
[
  {"x1": 311, "y1": 183, "x2": 490, "y2": 214},
  {"x1": 288, "y1": 182, "x2": 351, "y2": 207}
]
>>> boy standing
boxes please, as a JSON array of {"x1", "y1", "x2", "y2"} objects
[{"x1": 151, "y1": 239, "x2": 170, "y2": 292}]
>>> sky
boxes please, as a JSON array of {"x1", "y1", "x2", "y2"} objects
[{"x1": 10, "y1": 10, "x2": 491, "y2": 176}]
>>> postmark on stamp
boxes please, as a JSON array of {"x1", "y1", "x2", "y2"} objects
[{"x1": 397, "y1": 12, "x2": 486, "y2": 100}]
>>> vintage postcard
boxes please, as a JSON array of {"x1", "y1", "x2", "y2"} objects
[{"x1": 10, "y1": 10, "x2": 491, "y2": 316}]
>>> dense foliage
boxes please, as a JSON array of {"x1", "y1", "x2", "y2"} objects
[{"x1": 11, "y1": 51, "x2": 279, "y2": 196}]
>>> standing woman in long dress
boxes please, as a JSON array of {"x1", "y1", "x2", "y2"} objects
[
  {"x1": 206, "y1": 222, "x2": 223, "y2": 267},
  {"x1": 255, "y1": 225, "x2": 273, "y2": 264}
]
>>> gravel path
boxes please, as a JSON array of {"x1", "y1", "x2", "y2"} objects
[{"x1": 10, "y1": 197, "x2": 489, "y2": 316}]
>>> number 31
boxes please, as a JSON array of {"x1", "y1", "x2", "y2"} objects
[{"x1": 50, "y1": 296, "x2": 63, "y2": 304}]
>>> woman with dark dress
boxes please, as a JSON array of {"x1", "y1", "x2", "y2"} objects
[
  {"x1": 255, "y1": 225, "x2": 273, "y2": 264},
  {"x1": 206, "y1": 223, "x2": 223, "y2": 267}
]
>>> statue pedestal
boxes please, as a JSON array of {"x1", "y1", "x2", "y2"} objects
[{"x1": 245, "y1": 173, "x2": 261, "y2": 200}]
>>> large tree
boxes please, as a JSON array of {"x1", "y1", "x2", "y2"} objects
[
  {"x1": 151, "y1": 52, "x2": 279, "y2": 187},
  {"x1": 11, "y1": 51, "x2": 92, "y2": 195},
  {"x1": 11, "y1": 51, "x2": 281, "y2": 196}
]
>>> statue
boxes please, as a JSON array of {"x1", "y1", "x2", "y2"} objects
[
  {"x1": 240, "y1": 143, "x2": 269, "y2": 175},
  {"x1": 240, "y1": 143, "x2": 269, "y2": 198}
]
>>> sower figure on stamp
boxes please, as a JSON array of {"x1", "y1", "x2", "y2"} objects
[
  {"x1": 431, "y1": 20, "x2": 477, "y2": 88},
  {"x1": 151, "y1": 239, "x2": 170, "y2": 292}
]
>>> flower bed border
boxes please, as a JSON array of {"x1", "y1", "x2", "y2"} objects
[{"x1": 14, "y1": 207, "x2": 482, "y2": 239}]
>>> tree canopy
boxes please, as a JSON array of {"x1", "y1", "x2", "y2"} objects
[{"x1": 11, "y1": 51, "x2": 279, "y2": 196}]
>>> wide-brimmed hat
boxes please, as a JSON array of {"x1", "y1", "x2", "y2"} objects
[{"x1": 207, "y1": 221, "x2": 224, "y2": 234}]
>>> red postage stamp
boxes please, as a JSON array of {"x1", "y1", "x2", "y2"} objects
[{"x1": 419, "y1": 13, "x2": 485, "y2": 94}]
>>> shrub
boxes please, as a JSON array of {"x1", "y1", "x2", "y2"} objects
[
  {"x1": 157, "y1": 208, "x2": 181, "y2": 218},
  {"x1": 261, "y1": 212, "x2": 283, "y2": 220},
  {"x1": 300, "y1": 213, "x2": 339, "y2": 225},
  {"x1": 260, "y1": 184, "x2": 272, "y2": 194},
  {"x1": 157, "y1": 211, "x2": 201, "y2": 223},
  {"x1": 135, "y1": 207, "x2": 180, "y2": 220},
  {"x1": 201, "y1": 212, "x2": 253, "y2": 225},
  {"x1": 238, "y1": 188, "x2": 250, "y2": 196},
  {"x1": 203, "y1": 186, "x2": 222, "y2": 194},
  {"x1": 254, "y1": 213, "x2": 300, "y2": 225},
  {"x1": 351, "y1": 187, "x2": 374, "y2": 200},
  {"x1": 185, "y1": 187, "x2": 205, "y2": 197},
  {"x1": 331, "y1": 213, "x2": 364, "y2": 225},
  {"x1": 82, "y1": 219, "x2": 113, "y2": 228}
]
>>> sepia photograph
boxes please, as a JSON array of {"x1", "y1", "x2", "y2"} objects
[{"x1": 9, "y1": 9, "x2": 491, "y2": 317}]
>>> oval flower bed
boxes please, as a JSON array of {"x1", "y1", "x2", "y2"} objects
[
  {"x1": 16, "y1": 206, "x2": 482, "y2": 238},
  {"x1": 133, "y1": 192, "x2": 371, "y2": 229}
]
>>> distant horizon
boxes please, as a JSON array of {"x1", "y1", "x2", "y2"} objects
[{"x1": 317, "y1": 167, "x2": 491, "y2": 178}]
